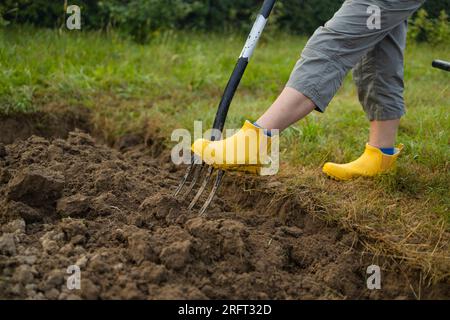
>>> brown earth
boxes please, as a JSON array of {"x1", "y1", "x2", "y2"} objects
[
  {"x1": 0, "y1": 108, "x2": 90, "y2": 145},
  {"x1": 0, "y1": 115, "x2": 448, "y2": 300}
]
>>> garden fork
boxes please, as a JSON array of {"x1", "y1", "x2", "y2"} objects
[
  {"x1": 432, "y1": 59, "x2": 450, "y2": 72},
  {"x1": 174, "y1": 0, "x2": 277, "y2": 215}
]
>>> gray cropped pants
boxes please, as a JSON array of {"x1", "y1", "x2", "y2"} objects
[{"x1": 286, "y1": 0, "x2": 425, "y2": 121}]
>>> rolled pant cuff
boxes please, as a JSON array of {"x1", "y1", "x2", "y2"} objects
[
  {"x1": 366, "y1": 109, "x2": 405, "y2": 121},
  {"x1": 285, "y1": 84, "x2": 327, "y2": 113}
]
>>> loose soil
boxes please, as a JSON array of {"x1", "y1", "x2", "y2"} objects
[
  {"x1": 0, "y1": 113, "x2": 448, "y2": 300},
  {"x1": 0, "y1": 108, "x2": 90, "y2": 145}
]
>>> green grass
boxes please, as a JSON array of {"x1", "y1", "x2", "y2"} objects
[{"x1": 1, "y1": 26, "x2": 449, "y2": 281}]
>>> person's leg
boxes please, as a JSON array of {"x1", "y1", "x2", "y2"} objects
[
  {"x1": 357, "y1": 20, "x2": 408, "y2": 149},
  {"x1": 192, "y1": 1, "x2": 423, "y2": 175},
  {"x1": 256, "y1": 0, "x2": 422, "y2": 133},
  {"x1": 369, "y1": 119, "x2": 400, "y2": 149},
  {"x1": 323, "y1": 21, "x2": 408, "y2": 180},
  {"x1": 255, "y1": 87, "x2": 315, "y2": 131}
]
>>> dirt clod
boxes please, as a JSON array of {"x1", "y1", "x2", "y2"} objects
[
  {"x1": 160, "y1": 240, "x2": 192, "y2": 270},
  {"x1": 80, "y1": 279, "x2": 101, "y2": 300},
  {"x1": 57, "y1": 195, "x2": 92, "y2": 218},
  {"x1": 5, "y1": 201, "x2": 43, "y2": 223},
  {"x1": 0, "y1": 233, "x2": 17, "y2": 256},
  {"x1": 7, "y1": 168, "x2": 64, "y2": 208},
  {"x1": 0, "y1": 144, "x2": 6, "y2": 158},
  {"x1": 2, "y1": 218, "x2": 26, "y2": 234}
]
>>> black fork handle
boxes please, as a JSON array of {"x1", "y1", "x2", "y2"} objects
[
  {"x1": 432, "y1": 60, "x2": 450, "y2": 72},
  {"x1": 211, "y1": 0, "x2": 277, "y2": 140}
]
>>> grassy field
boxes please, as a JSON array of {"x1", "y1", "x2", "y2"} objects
[{"x1": 1, "y1": 27, "x2": 449, "y2": 283}]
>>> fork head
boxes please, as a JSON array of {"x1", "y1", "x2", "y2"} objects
[{"x1": 173, "y1": 156, "x2": 225, "y2": 215}]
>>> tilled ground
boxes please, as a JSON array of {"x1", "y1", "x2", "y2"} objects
[{"x1": 0, "y1": 130, "x2": 447, "y2": 299}]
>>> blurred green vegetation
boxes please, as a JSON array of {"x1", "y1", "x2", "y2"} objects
[
  {"x1": 1, "y1": 0, "x2": 449, "y2": 42},
  {"x1": 408, "y1": 9, "x2": 450, "y2": 45}
]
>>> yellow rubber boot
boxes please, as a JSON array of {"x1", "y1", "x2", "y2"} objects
[
  {"x1": 322, "y1": 143, "x2": 404, "y2": 181},
  {"x1": 191, "y1": 121, "x2": 272, "y2": 175}
]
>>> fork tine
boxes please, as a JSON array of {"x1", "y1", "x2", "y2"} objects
[
  {"x1": 174, "y1": 164, "x2": 195, "y2": 196},
  {"x1": 199, "y1": 170, "x2": 225, "y2": 216},
  {"x1": 174, "y1": 155, "x2": 200, "y2": 197},
  {"x1": 182, "y1": 164, "x2": 204, "y2": 199},
  {"x1": 188, "y1": 166, "x2": 214, "y2": 210}
]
